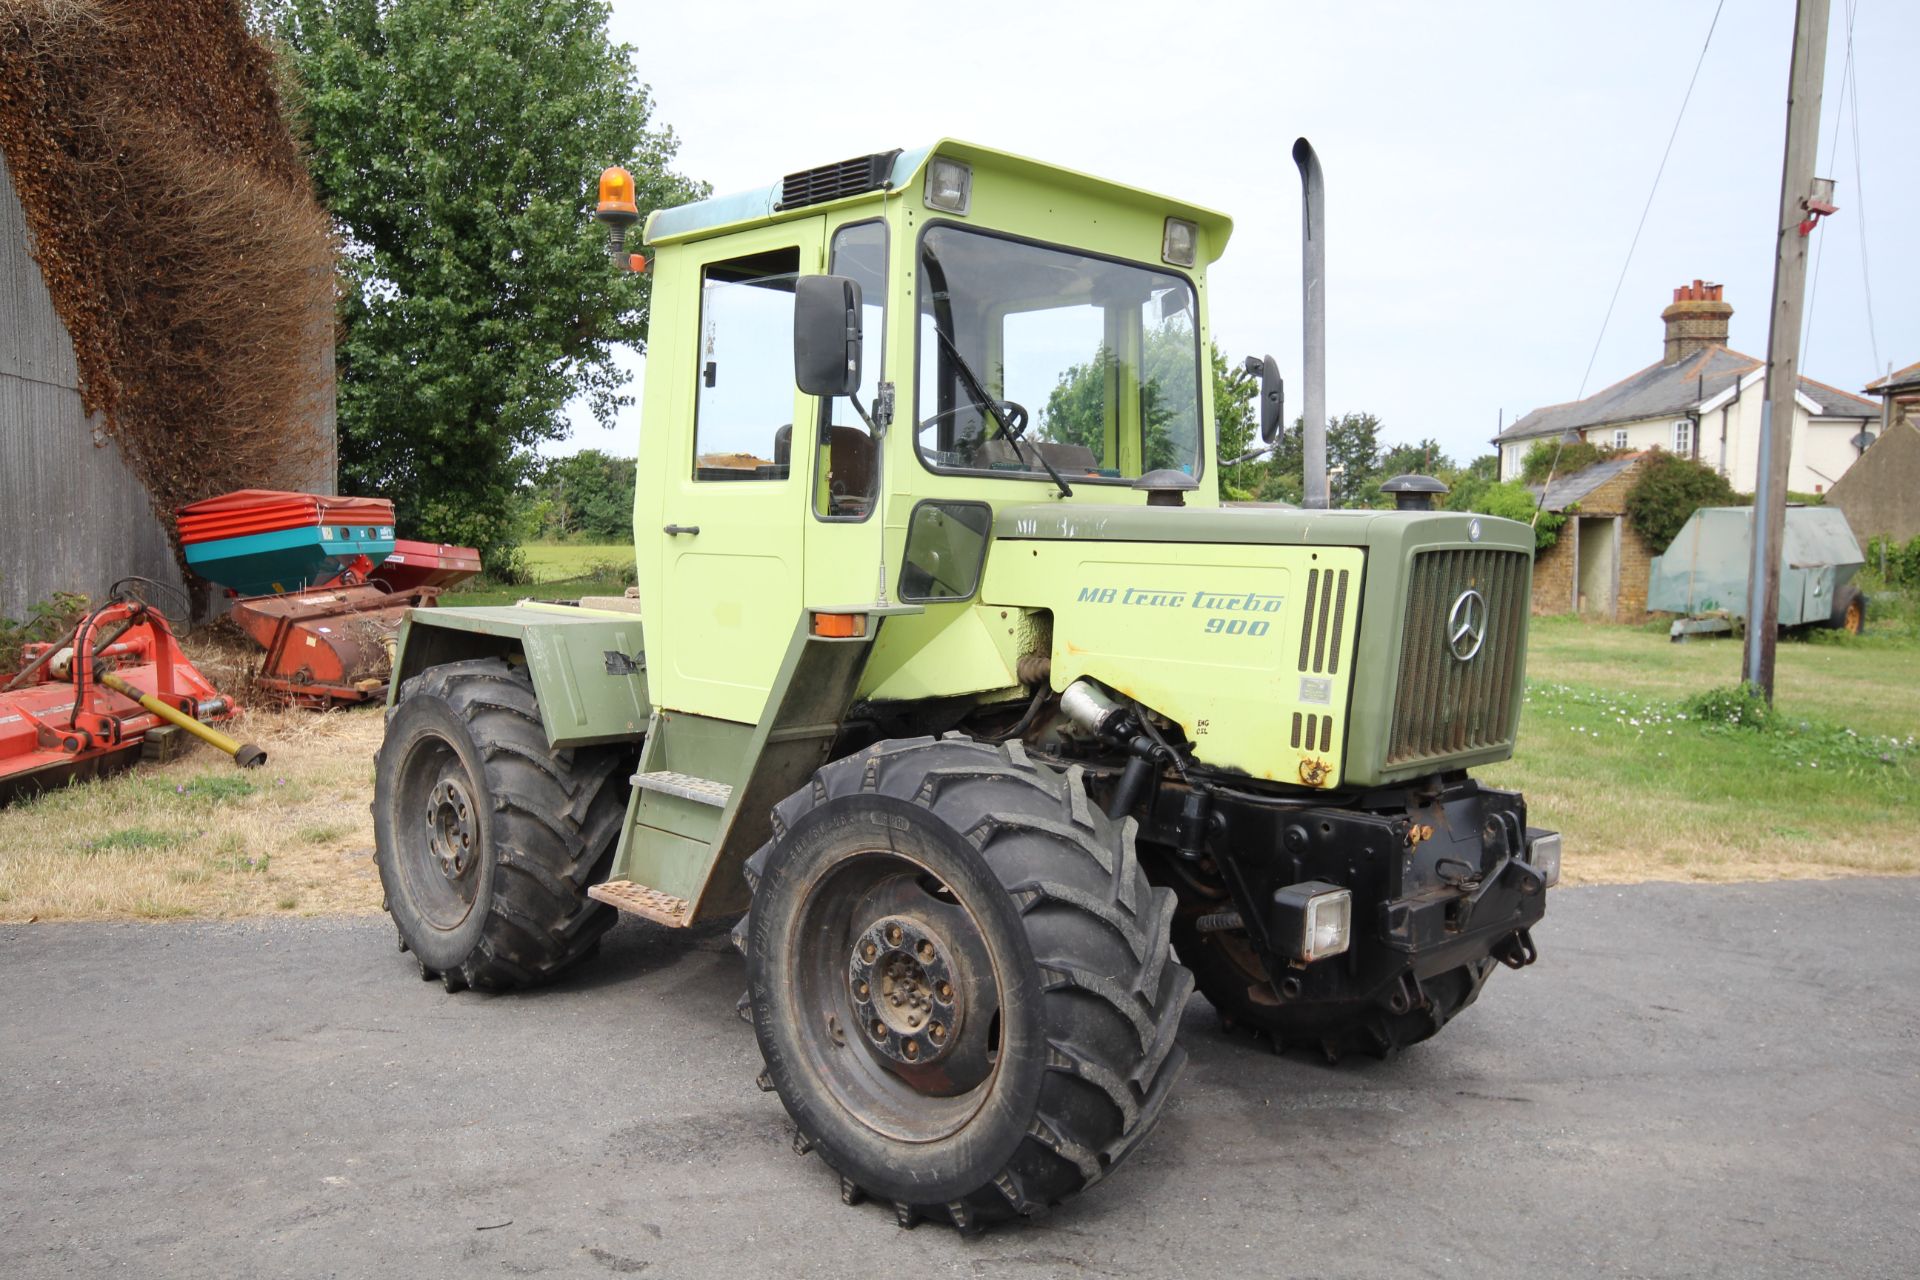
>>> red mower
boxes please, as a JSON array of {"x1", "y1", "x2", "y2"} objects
[{"x1": 0, "y1": 596, "x2": 263, "y2": 803}]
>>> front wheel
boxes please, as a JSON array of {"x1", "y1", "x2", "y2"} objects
[
  {"x1": 740, "y1": 738, "x2": 1191, "y2": 1230},
  {"x1": 1174, "y1": 915, "x2": 1494, "y2": 1061}
]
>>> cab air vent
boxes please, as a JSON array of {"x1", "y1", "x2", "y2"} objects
[{"x1": 775, "y1": 150, "x2": 903, "y2": 211}]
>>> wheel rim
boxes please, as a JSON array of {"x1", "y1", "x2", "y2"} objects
[
  {"x1": 788, "y1": 850, "x2": 1004, "y2": 1143},
  {"x1": 393, "y1": 732, "x2": 484, "y2": 932},
  {"x1": 1845, "y1": 600, "x2": 1863, "y2": 634}
]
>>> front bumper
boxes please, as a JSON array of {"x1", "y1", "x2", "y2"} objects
[{"x1": 1163, "y1": 777, "x2": 1553, "y2": 1015}]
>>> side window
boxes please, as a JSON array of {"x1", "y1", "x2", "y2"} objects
[
  {"x1": 816, "y1": 223, "x2": 886, "y2": 518},
  {"x1": 694, "y1": 247, "x2": 801, "y2": 481}
]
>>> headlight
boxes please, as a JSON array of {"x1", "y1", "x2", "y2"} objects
[
  {"x1": 1527, "y1": 831, "x2": 1562, "y2": 888},
  {"x1": 1162, "y1": 217, "x2": 1197, "y2": 267},
  {"x1": 1271, "y1": 880, "x2": 1352, "y2": 963},
  {"x1": 924, "y1": 158, "x2": 972, "y2": 215}
]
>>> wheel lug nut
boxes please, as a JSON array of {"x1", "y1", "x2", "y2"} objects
[
  {"x1": 936, "y1": 981, "x2": 953, "y2": 1002},
  {"x1": 929, "y1": 1022, "x2": 945, "y2": 1042},
  {"x1": 917, "y1": 940, "x2": 935, "y2": 961},
  {"x1": 853, "y1": 980, "x2": 869, "y2": 1000},
  {"x1": 903, "y1": 1040, "x2": 919, "y2": 1060},
  {"x1": 861, "y1": 941, "x2": 878, "y2": 961},
  {"x1": 870, "y1": 1020, "x2": 887, "y2": 1041},
  {"x1": 885, "y1": 924, "x2": 903, "y2": 946}
]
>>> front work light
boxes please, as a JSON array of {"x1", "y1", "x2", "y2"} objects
[
  {"x1": 1271, "y1": 880, "x2": 1352, "y2": 964},
  {"x1": 1526, "y1": 831, "x2": 1562, "y2": 888},
  {"x1": 924, "y1": 158, "x2": 972, "y2": 215},
  {"x1": 1162, "y1": 217, "x2": 1197, "y2": 267}
]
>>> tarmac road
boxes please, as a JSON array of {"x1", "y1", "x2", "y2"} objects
[{"x1": 4, "y1": 878, "x2": 1918, "y2": 1279}]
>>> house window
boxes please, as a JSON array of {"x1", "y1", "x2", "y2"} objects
[
  {"x1": 1672, "y1": 418, "x2": 1693, "y2": 456},
  {"x1": 1612, "y1": 429, "x2": 1629, "y2": 449}
]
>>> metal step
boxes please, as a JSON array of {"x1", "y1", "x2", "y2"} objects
[
  {"x1": 631, "y1": 770, "x2": 732, "y2": 807},
  {"x1": 588, "y1": 879, "x2": 693, "y2": 928}
]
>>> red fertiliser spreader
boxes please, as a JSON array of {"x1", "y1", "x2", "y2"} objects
[
  {"x1": 175, "y1": 490, "x2": 479, "y2": 708},
  {"x1": 0, "y1": 600, "x2": 264, "y2": 803}
]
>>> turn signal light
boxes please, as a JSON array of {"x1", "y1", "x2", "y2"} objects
[{"x1": 811, "y1": 613, "x2": 866, "y2": 639}]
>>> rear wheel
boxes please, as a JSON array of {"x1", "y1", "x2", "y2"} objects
[
  {"x1": 373, "y1": 658, "x2": 629, "y2": 991},
  {"x1": 740, "y1": 737, "x2": 1191, "y2": 1230},
  {"x1": 1174, "y1": 915, "x2": 1493, "y2": 1061},
  {"x1": 1828, "y1": 586, "x2": 1867, "y2": 635}
]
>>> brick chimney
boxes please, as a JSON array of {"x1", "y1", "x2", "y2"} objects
[{"x1": 1661, "y1": 280, "x2": 1732, "y2": 364}]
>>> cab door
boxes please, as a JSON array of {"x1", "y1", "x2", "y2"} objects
[{"x1": 655, "y1": 219, "x2": 824, "y2": 723}]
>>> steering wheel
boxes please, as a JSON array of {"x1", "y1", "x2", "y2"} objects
[{"x1": 916, "y1": 399, "x2": 1031, "y2": 441}]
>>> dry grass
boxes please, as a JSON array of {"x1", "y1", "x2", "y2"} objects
[{"x1": 0, "y1": 703, "x2": 383, "y2": 922}]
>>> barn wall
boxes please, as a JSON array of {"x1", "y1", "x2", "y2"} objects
[{"x1": 0, "y1": 148, "x2": 189, "y2": 621}]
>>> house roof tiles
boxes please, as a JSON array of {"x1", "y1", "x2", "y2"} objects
[{"x1": 1500, "y1": 346, "x2": 1875, "y2": 444}]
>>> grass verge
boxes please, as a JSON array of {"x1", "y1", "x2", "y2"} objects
[{"x1": 1482, "y1": 613, "x2": 1920, "y2": 885}]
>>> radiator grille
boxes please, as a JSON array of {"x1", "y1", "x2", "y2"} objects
[
  {"x1": 775, "y1": 150, "x2": 902, "y2": 211},
  {"x1": 1386, "y1": 548, "x2": 1529, "y2": 767}
]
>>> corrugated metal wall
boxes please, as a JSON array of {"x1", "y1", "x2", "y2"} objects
[{"x1": 0, "y1": 147, "x2": 335, "y2": 622}]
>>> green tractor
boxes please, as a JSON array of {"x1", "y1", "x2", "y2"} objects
[{"x1": 373, "y1": 141, "x2": 1559, "y2": 1230}]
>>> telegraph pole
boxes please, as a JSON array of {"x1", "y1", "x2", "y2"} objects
[{"x1": 1743, "y1": 0, "x2": 1831, "y2": 700}]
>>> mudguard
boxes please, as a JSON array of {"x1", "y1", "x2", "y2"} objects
[{"x1": 388, "y1": 603, "x2": 649, "y2": 748}]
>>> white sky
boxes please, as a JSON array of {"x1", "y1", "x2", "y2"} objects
[{"x1": 556, "y1": 0, "x2": 1916, "y2": 466}]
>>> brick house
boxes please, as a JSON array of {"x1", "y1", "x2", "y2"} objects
[
  {"x1": 1528, "y1": 452, "x2": 1658, "y2": 621},
  {"x1": 1495, "y1": 281, "x2": 1878, "y2": 494}
]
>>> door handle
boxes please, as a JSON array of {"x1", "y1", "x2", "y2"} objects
[{"x1": 662, "y1": 524, "x2": 701, "y2": 537}]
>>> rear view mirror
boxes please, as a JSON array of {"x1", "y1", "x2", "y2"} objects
[
  {"x1": 1246, "y1": 355, "x2": 1284, "y2": 443},
  {"x1": 794, "y1": 275, "x2": 863, "y2": 397}
]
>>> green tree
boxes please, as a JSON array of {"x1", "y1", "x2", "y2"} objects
[
  {"x1": 1211, "y1": 347, "x2": 1259, "y2": 499},
  {"x1": 1327, "y1": 412, "x2": 1383, "y2": 507},
  {"x1": 1378, "y1": 438, "x2": 1455, "y2": 479},
  {"x1": 1467, "y1": 480, "x2": 1564, "y2": 551},
  {"x1": 532, "y1": 449, "x2": 636, "y2": 541},
  {"x1": 260, "y1": 0, "x2": 702, "y2": 571},
  {"x1": 1442, "y1": 453, "x2": 1501, "y2": 512},
  {"x1": 1624, "y1": 452, "x2": 1739, "y2": 553},
  {"x1": 1039, "y1": 334, "x2": 1243, "y2": 480}
]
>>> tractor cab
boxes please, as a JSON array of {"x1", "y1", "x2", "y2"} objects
[{"x1": 628, "y1": 142, "x2": 1234, "y2": 724}]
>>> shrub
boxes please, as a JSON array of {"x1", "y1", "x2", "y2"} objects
[
  {"x1": 1683, "y1": 683, "x2": 1777, "y2": 732},
  {"x1": 1864, "y1": 535, "x2": 1920, "y2": 591},
  {"x1": 1625, "y1": 452, "x2": 1739, "y2": 553},
  {"x1": 1468, "y1": 481, "x2": 1565, "y2": 551}
]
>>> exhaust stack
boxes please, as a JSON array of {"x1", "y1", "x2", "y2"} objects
[{"x1": 1293, "y1": 138, "x2": 1327, "y2": 509}]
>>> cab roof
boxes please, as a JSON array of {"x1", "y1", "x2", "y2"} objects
[{"x1": 643, "y1": 139, "x2": 1234, "y2": 262}]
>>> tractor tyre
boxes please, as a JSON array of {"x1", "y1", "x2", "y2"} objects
[
  {"x1": 373, "y1": 658, "x2": 629, "y2": 991},
  {"x1": 1826, "y1": 586, "x2": 1867, "y2": 635},
  {"x1": 1174, "y1": 917, "x2": 1495, "y2": 1061},
  {"x1": 739, "y1": 737, "x2": 1192, "y2": 1231}
]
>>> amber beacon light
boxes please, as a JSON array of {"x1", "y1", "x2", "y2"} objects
[{"x1": 594, "y1": 165, "x2": 641, "y2": 264}]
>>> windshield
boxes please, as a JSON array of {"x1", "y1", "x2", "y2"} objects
[{"x1": 915, "y1": 226, "x2": 1203, "y2": 482}]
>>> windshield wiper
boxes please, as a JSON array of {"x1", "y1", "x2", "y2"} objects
[{"x1": 922, "y1": 251, "x2": 1072, "y2": 498}]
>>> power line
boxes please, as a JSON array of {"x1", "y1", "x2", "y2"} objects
[
  {"x1": 1845, "y1": 20, "x2": 1879, "y2": 372},
  {"x1": 1534, "y1": 0, "x2": 1725, "y2": 523}
]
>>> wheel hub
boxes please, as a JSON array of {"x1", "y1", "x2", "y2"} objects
[
  {"x1": 849, "y1": 915, "x2": 960, "y2": 1066},
  {"x1": 425, "y1": 777, "x2": 478, "y2": 881}
]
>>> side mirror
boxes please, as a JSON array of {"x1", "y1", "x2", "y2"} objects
[
  {"x1": 794, "y1": 275, "x2": 863, "y2": 397},
  {"x1": 1245, "y1": 355, "x2": 1284, "y2": 443}
]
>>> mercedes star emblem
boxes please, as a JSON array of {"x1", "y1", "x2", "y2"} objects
[{"x1": 1447, "y1": 589, "x2": 1487, "y2": 661}]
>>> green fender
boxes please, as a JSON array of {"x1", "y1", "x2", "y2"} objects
[{"x1": 389, "y1": 603, "x2": 650, "y2": 748}]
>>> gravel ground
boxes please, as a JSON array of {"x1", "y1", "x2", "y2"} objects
[{"x1": 4, "y1": 879, "x2": 1918, "y2": 1279}]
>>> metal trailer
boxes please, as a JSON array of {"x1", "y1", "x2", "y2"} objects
[{"x1": 1647, "y1": 505, "x2": 1867, "y2": 640}]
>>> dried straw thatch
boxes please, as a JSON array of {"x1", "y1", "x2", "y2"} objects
[{"x1": 0, "y1": 0, "x2": 338, "y2": 542}]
